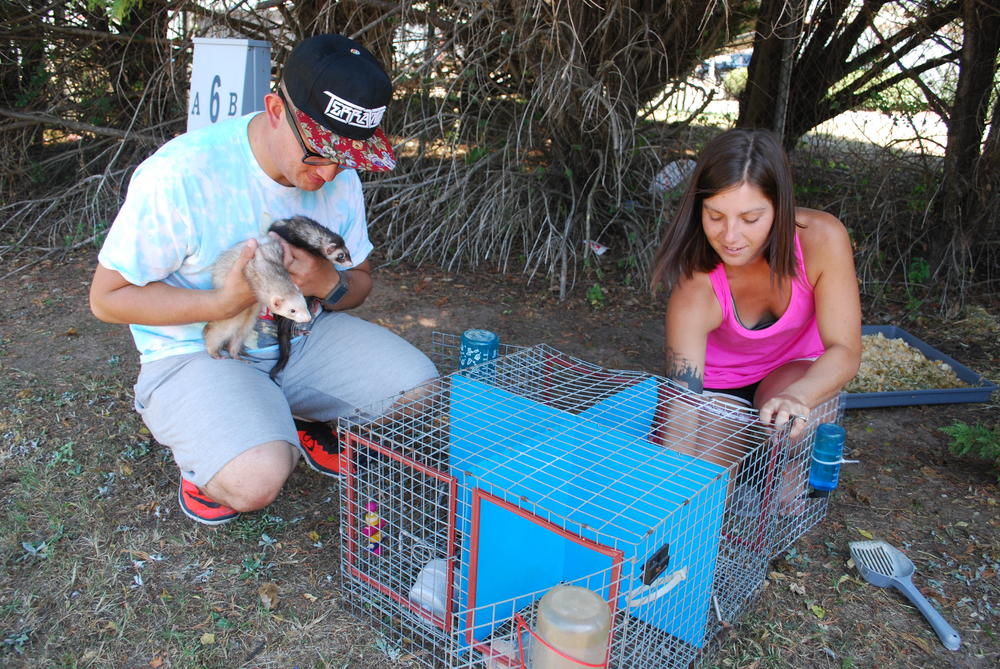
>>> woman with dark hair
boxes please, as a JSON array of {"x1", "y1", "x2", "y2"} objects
[{"x1": 651, "y1": 128, "x2": 861, "y2": 453}]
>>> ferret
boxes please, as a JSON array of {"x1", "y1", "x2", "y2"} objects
[
  {"x1": 203, "y1": 239, "x2": 312, "y2": 360},
  {"x1": 265, "y1": 216, "x2": 353, "y2": 380},
  {"x1": 268, "y1": 215, "x2": 353, "y2": 269}
]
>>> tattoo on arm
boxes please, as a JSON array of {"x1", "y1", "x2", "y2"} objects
[{"x1": 666, "y1": 349, "x2": 704, "y2": 393}]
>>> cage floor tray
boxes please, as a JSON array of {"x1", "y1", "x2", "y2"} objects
[{"x1": 845, "y1": 325, "x2": 997, "y2": 409}]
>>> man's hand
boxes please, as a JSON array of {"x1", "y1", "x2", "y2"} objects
[
  {"x1": 270, "y1": 233, "x2": 339, "y2": 298},
  {"x1": 90, "y1": 240, "x2": 263, "y2": 327},
  {"x1": 215, "y1": 239, "x2": 259, "y2": 318}
]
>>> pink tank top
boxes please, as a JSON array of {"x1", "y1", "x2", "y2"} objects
[{"x1": 704, "y1": 234, "x2": 825, "y2": 388}]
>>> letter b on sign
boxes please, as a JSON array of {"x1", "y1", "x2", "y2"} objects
[{"x1": 187, "y1": 38, "x2": 271, "y2": 133}]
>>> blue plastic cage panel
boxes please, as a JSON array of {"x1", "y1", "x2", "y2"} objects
[{"x1": 449, "y1": 374, "x2": 728, "y2": 650}]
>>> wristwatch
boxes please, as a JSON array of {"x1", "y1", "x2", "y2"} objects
[{"x1": 322, "y1": 270, "x2": 350, "y2": 306}]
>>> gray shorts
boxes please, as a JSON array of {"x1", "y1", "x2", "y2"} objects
[{"x1": 134, "y1": 311, "x2": 437, "y2": 487}]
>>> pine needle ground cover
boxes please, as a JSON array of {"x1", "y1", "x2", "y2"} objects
[{"x1": 1, "y1": 252, "x2": 997, "y2": 668}]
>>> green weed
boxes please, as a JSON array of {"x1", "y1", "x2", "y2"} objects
[
  {"x1": 464, "y1": 145, "x2": 489, "y2": 164},
  {"x1": 120, "y1": 440, "x2": 151, "y2": 460},
  {"x1": 62, "y1": 219, "x2": 109, "y2": 248},
  {"x1": 618, "y1": 231, "x2": 640, "y2": 286},
  {"x1": 907, "y1": 183, "x2": 929, "y2": 213},
  {"x1": 940, "y1": 420, "x2": 1000, "y2": 481},
  {"x1": 47, "y1": 441, "x2": 82, "y2": 474},
  {"x1": 904, "y1": 256, "x2": 930, "y2": 315},
  {"x1": 227, "y1": 512, "x2": 287, "y2": 543},
  {"x1": 586, "y1": 283, "x2": 606, "y2": 309},
  {"x1": 2, "y1": 630, "x2": 30, "y2": 655},
  {"x1": 907, "y1": 256, "x2": 930, "y2": 283},
  {"x1": 239, "y1": 555, "x2": 275, "y2": 580},
  {"x1": 17, "y1": 523, "x2": 65, "y2": 562}
]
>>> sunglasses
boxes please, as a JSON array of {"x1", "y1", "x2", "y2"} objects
[{"x1": 277, "y1": 89, "x2": 338, "y2": 167}]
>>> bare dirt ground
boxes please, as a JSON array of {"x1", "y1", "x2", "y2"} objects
[{"x1": 1, "y1": 249, "x2": 998, "y2": 668}]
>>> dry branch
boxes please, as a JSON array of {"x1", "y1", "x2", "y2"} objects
[
  {"x1": 1, "y1": 0, "x2": 993, "y2": 300},
  {"x1": 0, "y1": 108, "x2": 161, "y2": 143},
  {"x1": 3, "y1": 21, "x2": 173, "y2": 45}
]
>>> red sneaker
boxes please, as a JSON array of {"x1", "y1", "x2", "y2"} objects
[
  {"x1": 178, "y1": 478, "x2": 239, "y2": 526},
  {"x1": 295, "y1": 419, "x2": 342, "y2": 478}
]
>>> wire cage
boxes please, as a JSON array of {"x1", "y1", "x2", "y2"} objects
[{"x1": 338, "y1": 336, "x2": 843, "y2": 668}]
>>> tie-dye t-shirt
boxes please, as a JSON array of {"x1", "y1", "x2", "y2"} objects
[{"x1": 98, "y1": 113, "x2": 373, "y2": 364}]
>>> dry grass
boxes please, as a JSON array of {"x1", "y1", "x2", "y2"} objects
[
  {"x1": 2, "y1": 253, "x2": 998, "y2": 668},
  {"x1": 0, "y1": 365, "x2": 406, "y2": 667}
]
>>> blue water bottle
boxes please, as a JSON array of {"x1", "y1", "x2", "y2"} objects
[
  {"x1": 809, "y1": 423, "x2": 847, "y2": 496},
  {"x1": 459, "y1": 329, "x2": 499, "y2": 369}
]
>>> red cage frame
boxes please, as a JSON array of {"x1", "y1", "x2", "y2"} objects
[
  {"x1": 464, "y1": 487, "x2": 625, "y2": 662},
  {"x1": 341, "y1": 430, "x2": 459, "y2": 632}
]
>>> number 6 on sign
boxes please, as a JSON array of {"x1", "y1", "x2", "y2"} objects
[{"x1": 187, "y1": 38, "x2": 271, "y2": 133}]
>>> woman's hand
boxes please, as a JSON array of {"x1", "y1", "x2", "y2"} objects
[{"x1": 759, "y1": 392, "x2": 811, "y2": 439}]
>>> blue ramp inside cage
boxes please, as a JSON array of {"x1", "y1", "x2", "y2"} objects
[
  {"x1": 449, "y1": 374, "x2": 728, "y2": 649},
  {"x1": 576, "y1": 375, "x2": 660, "y2": 442}
]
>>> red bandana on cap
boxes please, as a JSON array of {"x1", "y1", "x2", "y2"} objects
[{"x1": 296, "y1": 109, "x2": 396, "y2": 172}]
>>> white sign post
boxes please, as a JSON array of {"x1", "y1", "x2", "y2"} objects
[{"x1": 187, "y1": 37, "x2": 271, "y2": 132}]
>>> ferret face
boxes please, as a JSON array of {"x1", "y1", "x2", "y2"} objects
[
  {"x1": 270, "y1": 295, "x2": 313, "y2": 323},
  {"x1": 325, "y1": 244, "x2": 353, "y2": 269}
]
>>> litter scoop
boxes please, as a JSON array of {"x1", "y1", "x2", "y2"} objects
[{"x1": 849, "y1": 540, "x2": 961, "y2": 651}]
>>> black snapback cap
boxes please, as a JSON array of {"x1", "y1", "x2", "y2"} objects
[{"x1": 283, "y1": 34, "x2": 392, "y2": 142}]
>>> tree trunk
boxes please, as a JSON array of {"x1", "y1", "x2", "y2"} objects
[
  {"x1": 930, "y1": 0, "x2": 1000, "y2": 289},
  {"x1": 738, "y1": 0, "x2": 804, "y2": 137},
  {"x1": 741, "y1": 0, "x2": 963, "y2": 150}
]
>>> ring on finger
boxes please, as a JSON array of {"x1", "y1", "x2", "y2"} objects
[{"x1": 790, "y1": 414, "x2": 808, "y2": 423}]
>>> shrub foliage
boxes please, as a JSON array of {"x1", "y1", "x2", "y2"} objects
[{"x1": 0, "y1": 1, "x2": 996, "y2": 300}]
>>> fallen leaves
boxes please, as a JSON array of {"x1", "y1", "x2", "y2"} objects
[
  {"x1": 899, "y1": 631, "x2": 932, "y2": 654},
  {"x1": 258, "y1": 582, "x2": 279, "y2": 610},
  {"x1": 919, "y1": 466, "x2": 940, "y2": 479}
]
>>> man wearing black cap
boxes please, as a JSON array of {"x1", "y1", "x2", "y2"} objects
[{"x1": 89, "y1": 34, "x2": 437, "y2": 525}]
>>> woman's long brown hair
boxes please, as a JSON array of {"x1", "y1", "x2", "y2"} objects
[{"x1": 650, "y1": 129, "x2": 799, "y2": 292}]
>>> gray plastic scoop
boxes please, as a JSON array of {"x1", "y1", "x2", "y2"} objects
[{"x1": 849, "y1": 539, "x2": 961, "y2": 651}]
